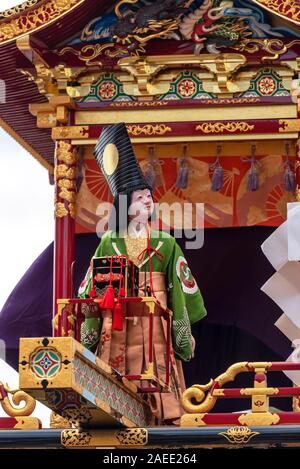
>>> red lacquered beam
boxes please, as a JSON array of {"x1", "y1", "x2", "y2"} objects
[
  {"x1": 210, "y1": 381, "x2": 220, "y2": 392},
  {"x1": 275, "y1": 413, "x2": 300, "y2": 424},
  {"x1": 268, "y1": 363, "x2": 300, "y2": 371},
  {"x1": 217, "y1": 389, "x2": 245, "y2": 397},
  {"x1": 120, "y1": 297, "x2": 143, "y2": 303},
  {"x1": 198, "y1": 412, "x2": 300, "y2": 426},
  {"x1": 86, "y1": 119, "x2": 284, "y2": 140},
  {"x1": 53, "y1": 140, "x2": 76, "y2": 337},
  {"x1": 0, "y1": 383, "x2": 7, "y2": 400},
  {"x1": 148, "y1": 311, "x2": 153, "y2": 365},
  {"x1": 165, "y1": 315, "x2": 171, "y2": 387},
  {"x1": 200, "y1": 413, "x2": 243, "y2": 426},
  {"x1": 74, "y1": 96, "x2": 293, "y2": 111},
  {"x1": 214, "y1": 387, "x2": 300, "y2": 397},
  {"x1": 124, "y1": 375, "x2": 142, "y2": 380},
  {"x1": 0, "y1": 418, "x2": 18, "y2": 429},
  {"x1": 137, "y1": 387, "x2": 160, "y2": 393}
]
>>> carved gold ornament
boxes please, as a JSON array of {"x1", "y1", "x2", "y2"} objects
[
  {"x1": 68, "y1": 203, "x2": 77, "y2": 219},
  {"x1": 62, "y1": 407, "x2": 92, "y2": 426},
  {"x1": 252, "y1": 0, "x2": 300, "y2": 24},
  {"x1": 52, "y1": 126, "x2": 89, "y2": 140},
  {"x1": 59, "y1": 187, "x2": 76, "y2": 203},
  {"x1": 200, "y1": 97, "x2": 260, "y2": 105},
  {"x1": 55, "y1": 165, "x2": 76, "y2": 180},
  {"x1": 54, "y1": 142, "x2": 77, "y2": 219},
  {"x1": 0, "y1": 1, "x2": 40, "y2": 19},
  {"x1": 240, "y1": 387, "x2": 279, "y2": 396},
  {"x1": 61, "y1": 429, "x2": 92, "y2": 447},
  {"x1": 219, "y1": 427, "x2": 260, "y2": 444},
  {"x1": 127, "y1": 124, "x2": 172, "y2": 136},
  {"x1": 0, "y1": 0, "x2": 84, "y2": 45},
  {"x1": 238, "y1": 412, "x2": 280, "y2": 426},
  {"x1": 115, "y1": 428, "x2": 148, "y2": 446},
  {"x1": 58, "y1": 179, "x2": 76, "y2": 190},
  {"x1": 235, "y1": 39, "x2": 300, "y2": 61},
  {"x1": 279, "y1": 120, "x2": 300, "y2": 133},
  {"x1": 103, "y1": 143, "x2": 119, "y2": 176},
  {"x1": 181, "y1": 380, "x2": 215, "y2": 413},
  {"x1": 56, "y1": 141, "x2": 77, "y2": 165},
  {"x1": 58, "y1": 43, "x2": 124, "y2": 66},
  {"x1": 0, "y1": 382, "x2": 36, "y2": 417},
  {"x1": 111, "y1": 101, "x2": 168, "y2": 108},
  {"x1": 55, "y1": 202, "x2": 68, "y2": 218},
  {"x1": 182, "y1": 362, "x2": 272, "y2": 413},
  {"x1": 196, "y1": 122, "x2": 254, "y2": 134},
  {"x1": 50, "y1": 411, "x2": 71, "y2": 429}
]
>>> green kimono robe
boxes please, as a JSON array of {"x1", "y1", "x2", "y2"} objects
[{"x1": 78, "y1": 229, "x2": 207, "y2": 362}]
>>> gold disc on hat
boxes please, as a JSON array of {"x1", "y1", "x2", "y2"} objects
[{"x1": 103, "y1": 143, "x2": 119, "y2": 175}]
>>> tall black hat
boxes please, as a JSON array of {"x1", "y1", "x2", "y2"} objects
[{"x1": 94, "y1": 123, "x2": 151, "y2": 197}]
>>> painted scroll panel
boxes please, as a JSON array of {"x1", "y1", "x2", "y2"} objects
[{"x1": 75, "y1": 146, "x2": 295, "y2": 233}]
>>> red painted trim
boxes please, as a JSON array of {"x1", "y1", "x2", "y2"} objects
[
  {"x1": 0, "y1": 384, "x2": 7, "y2": 400},
  {"x1": 148, "y1": 312, "x2": 153, "y2": 364},
  {"x1": 53, "y1": 140, "x2": 76, "y2": 337},
  {"x1": 211, "y1": 381, "x2": 219, "y2": 392},
  {"x1": 201, "y1": 413, "x2": 241, "y2": 425},
  {"x1": 201, "y1": 412, "x2": 300, "y2": 425},
  {"x1": 165, "y1": 316, "x2": 171, "y2": 387},
  {"x1": 84, "y1": 119, "x2": 286, "y2": 140},
  {"x1": 269, "y1": 363, "x2": 300, "y2": 371},
  {"x1": 0, "y1": 417, "x2": 18, "y2": 429},
  {"x1": 75, "y1": 96, "x2": 293, "y2": 111},
  {"x1": 124, "y1": 374, "x2": 142, "y2": 380},
  {"x1": 45, "y1": 39, "x2": 300, "y2": 69},
  {"x1": 214, "y1": 387, "x2": 300, "y2": 397}
]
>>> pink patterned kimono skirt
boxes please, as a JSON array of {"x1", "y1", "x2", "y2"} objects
[{"x1": 97, "y1": 272, "x2": 186, "y2": 423}]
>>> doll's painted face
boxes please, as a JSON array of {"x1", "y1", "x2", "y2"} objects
[{"x1": 128, "y1": 189, "x2": 154, "y2": 222}]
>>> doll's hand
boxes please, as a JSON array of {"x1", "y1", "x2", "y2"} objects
[{"x1": 190, "y1": 335, "x2": 196, "y2": 359}]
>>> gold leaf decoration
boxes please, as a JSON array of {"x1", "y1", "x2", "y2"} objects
[
  {"x1": 127, "y1": 124, "x2": 172, "y2": 136},
  {"x1": 219, "y1": 426, "x2": 260, "y2": 444},
  {"x1": 196, "y1": 122, "x2": 254, "y2": 134}
]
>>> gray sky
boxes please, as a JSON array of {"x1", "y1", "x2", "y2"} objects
[
  {"x1": 0, "y1": 0, "x2": 54, "y2": 310},
  {"x1": 0, "y1": 130, "x2": 54, "y2": 310}
]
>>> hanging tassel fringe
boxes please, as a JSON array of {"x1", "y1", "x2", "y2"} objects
[
  {"x1": 176, "y1": 145, "x2": 189, "y2": 189},
  {"x1": 211, "y1": 165, "x2": 224, "y2": 192},
  {"x1": 176, "y1": 163, "x2": 189, "y2": 189},
  {"x1": 242, "y1": 144, "x2": 260, "y2": 192},
  {"x1": 112, "y1": 302, "x2": 123, "y2": 331},
  {"x1": 284, "y1": 166, "x2": 296, "y2": 192},
  {"x1": 210, "y1": 144, "x2": 224, "y2": 192},
  {"x1": 101, "y1": 284, "x2": 115, "y2": 309},
  {"x1": 283, "y1": 143, "x2": 296, "y2": 193},
  {"x1": 144, "y1": 163, "x2": 156, "y2": 190},
  {"x1": 247, "y1": 164, "x2": 259, "y2": 192}
]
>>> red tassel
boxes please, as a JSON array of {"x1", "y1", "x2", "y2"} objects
[
  {"x1": 101, "y1": 285, "x2": 115, "y2": 309},
  {"x1": 112, "y1": 302, "x2": 123, "y2": 331},
  {"x1": 119, "y1": 287, "x2": 126, "y2": 297}
]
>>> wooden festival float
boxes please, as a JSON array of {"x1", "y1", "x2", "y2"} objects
[{"x1": 1, "y1": 0, "x2": 300, "y2": 449}]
